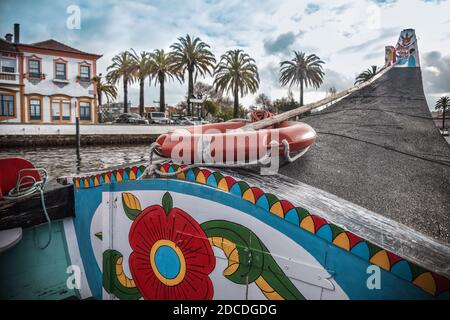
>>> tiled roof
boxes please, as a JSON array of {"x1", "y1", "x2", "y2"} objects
[
  {"x1": 21, "y1": 39, "x2": 101, "y2": 58},
  {"x1": 0, "y1": 38, "x2": 18, "y2": 53}
]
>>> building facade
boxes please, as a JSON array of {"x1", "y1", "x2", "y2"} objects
[{"x1": 0, "y1": 24, "x2": 102, "y2": 124}]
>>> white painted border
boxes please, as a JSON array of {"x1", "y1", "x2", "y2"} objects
[{"x1": 63, "y1": 217, "x2": 93, "y2": 299}]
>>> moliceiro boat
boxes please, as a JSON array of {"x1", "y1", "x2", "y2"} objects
[{"x1": 1, "y1": 29, "x2": 449, "y2": 300}]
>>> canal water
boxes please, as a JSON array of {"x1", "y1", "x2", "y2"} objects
[{"x1": 0, "y1": 144, "x2": 151, "y2": 181}]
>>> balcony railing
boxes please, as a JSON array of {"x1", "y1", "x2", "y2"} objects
[
  {"x1": 0, "y1": 72, "x2": 17, "y2": 81},
  {"x1": 29, "y1": 73, "x2": 45, "y2": 80}
]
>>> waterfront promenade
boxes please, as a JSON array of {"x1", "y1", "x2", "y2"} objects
[{"x1": 0, "y1": 123, "x2": 186, "y2": 147}]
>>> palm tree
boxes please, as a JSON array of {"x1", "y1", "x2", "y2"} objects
[
  {"x1": 130, "y1": 49, "x2": 152, "y2": 116},
  {"x1": 170, "y1": 35, "x2": 216, "y2": 115},
  {"x1": 148, "y1": 49, "x2": 182, "y2": 112},
  {"x1": 213, "y1": 49, "x2": 259, "y2": 118},
  {"x1": 435, "y1": 96, "x2": 450, "y2": 131},
  {"x1": 106, "y1": 51, "x2": 135, "y2": 113},
  {"x1": 92, "y1": 74, "x2": 118, "y2": 108},
  {"x1": 92, "y1": 74, "x2": 118, "y2": 122},
  {"x1": 280, "y1": 51, "x2": 325, "y2": 106},
  {"x1": 354, "y1": 65, "x2": 379, "y2": 85}
]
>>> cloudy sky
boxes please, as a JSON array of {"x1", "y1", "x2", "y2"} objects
[{"x1": 1, "y1": 0, "x2": 449, "y2": 110}]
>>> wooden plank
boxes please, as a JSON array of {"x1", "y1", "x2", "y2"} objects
[
  {"x1": 0, "y1": 185, "x2": 74, "y2": 231},
  {"x1": 242, "y1": 65, "x2": 393, "y2": 131}
]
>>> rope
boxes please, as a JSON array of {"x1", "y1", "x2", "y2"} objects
[
  {"x1": 138, "y1": 140, "x2": 303, "y2": 178},
  {"x1": 3, "y1": 168, "x2": 52, "y2": 249},
  {"x1": 316, "y1": 131, "x2": 450, "y2": 167}
]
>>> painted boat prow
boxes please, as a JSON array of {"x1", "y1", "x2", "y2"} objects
[{"x1": 64, "y1": 164, "x2": 450, "y2": 300}]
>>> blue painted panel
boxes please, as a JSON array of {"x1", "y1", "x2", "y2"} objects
[{"x1": 73, "y1": 178, "x2": 443, "y2": 300}]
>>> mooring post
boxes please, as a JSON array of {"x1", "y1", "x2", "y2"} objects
[{"x1": 76, "y1": 117, "x2": 81, "y2": 160}]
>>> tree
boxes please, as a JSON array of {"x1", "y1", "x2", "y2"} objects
[
  {"x1": 148, "y1": 49, "x2": 181, "y2": 113},
  {"x1": 204, "y1": 100, "x2": 219, "y2": 117},
  {"x1": 435, "y1": 96, "x2": 450, "y2": 131},
  {"x1": 213, "y1": 49, "x2": 260, "y2": 118},
  {"x1": 130, "y1": 49, "x2": 150, "y2": 116},
  {"x1": 354, "y1": 65, "x2": 379, "y2": 85},
  {"x1": 280, "y1": 51, "x2": 325, "y2": 106},
  {"x1": 194, "y1": 82, "x2": 222, "y2": 102},
  {"x1": 170, "y1": 35, "x2": 216, "y2": 115},
  {"x1": 130, "y1": 49, "x2": 151, "y2": 116},
  {"x1": 92, "y1": 74, "x2": 118, "y2": 108},
  {"x1": 273, "y1": 97, "x2": 300, "y2": 113},
  {"x1": 255, "y1": 93, "x2": 273, "y2": 111},
  {"x1": 193, "y1": 82, "x2": 223, "y2": 118},
  {"x1": 92, "y1": 74, "x2": 118, "y2": 122},
  {"x1": 106, "y1": 51, "x2": 135, "y2": 113}
]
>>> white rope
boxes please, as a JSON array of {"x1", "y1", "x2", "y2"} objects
[
  {"x1": 139, "y1": 140, "x2": 306, "y2": 178},
  {"x1": 3, "y1": 168, "x2": 52, "y2": 249}
]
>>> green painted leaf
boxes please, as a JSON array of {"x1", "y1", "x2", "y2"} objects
[
  {"x1": 121, "y1": 192, "x2": 142, "y2": 220},
  {"x1": 162, "y1": 192, "x2": 173, "y2": 214},
  {"x1": 103, "y1": 249, "x2": 141, "y2": 300},
  {"x1": 259, "y1": 242, "x2": 305, "y2": 300},
  {"x1": 95, "y1": 232, "x2": 103, "y2": 240},
  {"x1": 201, "y1": 220, "x2": 304, "y2": 300}
]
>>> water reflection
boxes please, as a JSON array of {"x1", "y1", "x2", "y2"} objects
[{"x1": 0, "y1": 144, "x2": 151, "y2": 181}]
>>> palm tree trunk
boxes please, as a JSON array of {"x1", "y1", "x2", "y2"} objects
[
  {"x1": 98, "y1": 93, "x2": 103, "y2": 123},
  {"x1": 159, "y1": 76, "x2": 165, "y2": 113},
  {"x1": 123, "y1": 77, "x2": 128, "y2": 114},
  {"x1": 300, "y1": 80, "x2": 304, "y2": 107},
  {"x1": 233, "y1": 86, "x2": 239, "y2": 119},
  {"x1": 139, "y1": 78, "x2": 145, "y2": 116},
  {"x1": 188, "y1": 65, "x2": 194, "y2": 116},
  {"x1": 443, "y1": 106, "x2": 446, "y2": 131}
]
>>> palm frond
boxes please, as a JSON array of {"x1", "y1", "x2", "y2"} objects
[
  {"x1": 279, "y1": 51, "x2": 325, "y2": 89},
  {"x1": 354, "y1": 65, "x2": 380, "y2": 85}
]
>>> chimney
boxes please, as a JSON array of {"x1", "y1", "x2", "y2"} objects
[
  {"x1": 5, "y1": 33, "x2": 13, "y2": 42},
  {"x1": 14, "y1": 23, "x2": 20, "y2": 43}
]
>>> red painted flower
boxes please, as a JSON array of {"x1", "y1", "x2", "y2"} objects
[{"x1": 128, "y1": 192, "x2": 215, "y2": 300}]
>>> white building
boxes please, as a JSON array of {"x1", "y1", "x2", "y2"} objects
[{"x1": 0, "y1": 24, "x2": 102, "y2": 124}]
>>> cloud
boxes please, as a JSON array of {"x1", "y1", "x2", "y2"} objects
[
  {"x1": 330, "y1": 3, "x2": 353, "y2": 15},
  {"x1": 263, "y1": 31, "x2": 306, "y2": 56},
  {"x1": 1, "y1": 0, "x2": 449, "y2": 110},
  {"x1": 370, "y1": 0, "x2": 398, "y2": 6},
  {"x1": 308, "y1": 69, "x2": 354, "y2": 92},
  {"x1": 422, "y1": 51, "x2": 450, "y2": 94},
  {"x1": 304, "y1": 3, "x2": 320, "y2": 14},
  {"x1": 337, "y1": 28, "x2": 398, "y2": 54},
  {"x1": 421, "y1": 0, "x2": 448, "y2": 4}
]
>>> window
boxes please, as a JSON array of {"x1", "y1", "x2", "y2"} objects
[
  {"x1": 1, "y1": 58, "x2": 16, "y2": 73},
  {"x1": 51, "y1": 97, "x2": 71, "y2": 121},
  {"x1": 62, "y1": 101, "x2": 70, "y2": 120},
  {"x1": 28, "y1": 60, "x2": 41, "y2": 78},
  {"x1": 79, "y1": 101, "x2": 91, "y2": 120},
  {"x1": 29, "y1": 98, "x2": 41, "y2": 120},
  {"x1": 55, "y1": 63, "x2": 66, "y2": 80},
  {"x1": 80, "y1": 65, "x2": 90, "y2": 81},
  {"x1": 52, "y1": 100, "x2": 61, "y2": 120},
  {"x1": 0, "y1": 95, "x2": 14, "y2": 117}
]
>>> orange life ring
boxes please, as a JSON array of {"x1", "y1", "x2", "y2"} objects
[{"x1": 155, "y1": 120, "x2": 316, "y2": 164}]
